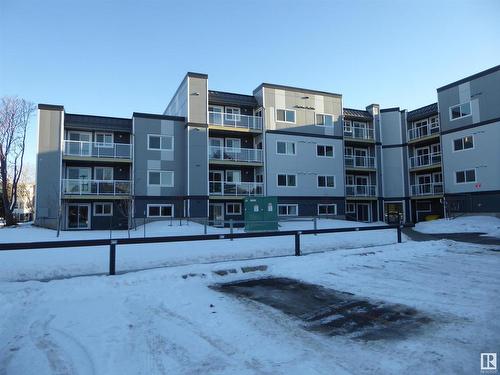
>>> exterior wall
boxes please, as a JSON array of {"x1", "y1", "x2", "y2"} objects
[
  {"x1": 277, "y1": 196, "x2": 345, "y2": 218},
  {"x1": 264, "y1": 133, "x2": 345, "y2": 198},
  {"x1": 187, "y1": 75, "x2": 208, "y2": 124},
  {"x1": 35, "y1": 106, "x2": 63, "y2": 229}
]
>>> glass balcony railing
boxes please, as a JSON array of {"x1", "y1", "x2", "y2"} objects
[
  {"x1": 344, "y1": 125, "x2": 374, "y2": 140},
  {"x1": 346, "y1": 185, "x2": 377, "y2": 197},
  {"x1": 209, "y1": 181, "x2": 263, "y2": 196},
  {"x1": 208, "y1": 111, "x2": 263, "y2": 130},
  {"x1": 407, "y1": 123, "x2": 440, "y2": 141},
  {"x1": 345, "y1": 155, "x2": 375, "y2": 169},
  {"x1": 209, "y1": 146, "x2": 263, "y2": 163},
  {"x1": 409, "y1": 153, "x2": 441, "y2": 169},
  {"x1": 63, "y1": 140, "x2": 132, "y2": 159},
  {"x1": 62, "y1": 179, "x2": 132, "y2": 196},
  {"x1": 410, "y1": 183, "x2": 443, "y2": 196}
]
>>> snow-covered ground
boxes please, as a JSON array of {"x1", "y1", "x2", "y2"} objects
[
  {"x1": 1, "y1": 239, "x2": 498, "y2": 374},
  {"x1": 0, "y1": 220, "x2": 397, "y2": 281},
  {"x1": 414, "y1": 215, "x2": 500, "y2": 237}
]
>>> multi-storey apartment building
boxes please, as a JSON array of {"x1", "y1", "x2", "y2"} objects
[{"x1": 34, "y1": 66, "x2": 499, "y2": 230}]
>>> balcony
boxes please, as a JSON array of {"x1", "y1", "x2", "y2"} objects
[
  {"x1": 409, "y1": 153, "x2": 441, "y2": 169},
  {"x1": 209, "y1": 181, "x2": 263, "y2": 196},
  {"x1": 62, "y1": 179, "x2": 132, "y2": 196},
  {"x1": 63, "y1": 140, "x2": 132, "y2": 160},
  {"x1": 344, "y1": 125, "x2": 374, "y2": 141},
  {"x1": 345, "y1": 155, "x2": 375, "y2": 169},
  {"x1": 407, "y1": 123, "x2": 439, "y2": 141},
  {"x1": 410, "y1": 183, "x2": 443, "y2": 197},
  {"x1": 208, "y1": 111, "x2": 263, "y2": 131},
  {"x1": 209, "y1": 146, "x2": 263, "y2": 164},
  {"x1": 346, "y1": 185, "x2": 377, "y2": 197}
]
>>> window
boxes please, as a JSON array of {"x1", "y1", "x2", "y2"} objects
[
  {"x1": 344, "y1": 120, "x2": 352, "y2": 133},
  {"x1": 430, "y1": 116, "x2": 439, "y2": 129},
  {"x1": 225, "y1": 107, "x2": 241, "y2": 121},
  {"x1": 94, "y1": 202, "x2": 113, "y2": 216},
  {"x1": 276, "y1": 109, "x2": 295, "y2": 123},
  {"x1": 147, "y1": 204, "x2": 173, "y2": 217},
  {"x1": 453, "y1": 135, "x2": 474, "y2": 151},
  {"x1": 450, "y1": 102, "x2": 471, "y2": 120},
  {"x1": 226, "y1": 203, "x2": 242, "y2": 215},
  {"x1": 278, "y1": 204, "x2": 298, "y2": 216},
  {"x1": 317, "y1": 145, "x2": 334, "y2": 157},
  {"x1": 317, "y1": 175, "x2": 335, "y2": 188},
  {"x1": 95, "y1": 132, "x2": 113, "y2": 147},
  {"x1": 316, "y1": 114, "x2": 333, "y2": 127},
  {"x1": 346, "y1": 203, "x2": 355, "y2": 213},
  {"x1": 455, "y1": 169, "x2": 476, "y2": 184},
  {"x1": 318, "y1": 204, "x2": 337, "y2": 215},
  {"x1": 276, "y1": 141, "x2": 296, "y2": 155},
  {"x1": 225, "y1": 170, "x2": 241, "y2": 183},
  {"x1": 148, "y1": 134, "x2": 173, "y2": 151},
  {"x1": 277, "y1": 174, "x2": 297, "y2": 187},
  {"x1": 148, "y1": 171, "x2": 174, "y2": 187},
  {"x1": 225, "y1": 138, "x2": 241, "y2": 150},
  {"x1": 94, "y1": 167, "x2": 113, "y2": 181}
]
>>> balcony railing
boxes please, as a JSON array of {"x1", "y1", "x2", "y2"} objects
[
  {"x1": 345, "y1": 155, "x2": 375, "y2": 169},
  {"x1": 64, "y1": 140, "x2": 132, "y2": 159},
  {"x1": 409, "y1": 152, "x2": 441, "y2": 169},
  {"x1": 346, "y1": 185, "x2": 377, "y2": 197},
  {"x1": 344, "y1": 125, "x2": 374, "y2": 140},
  {"x1": 407, "y1": 123, "x2": 439, "y2": 141},
  {"x1": 62, "y1": 179, "x2": 132, "y2": 196},
  {"x1": 209, "y1": 146, "x2": 263, "y2": 163},
  {"x1": 410, "y1": 183, "x2": 443, "y2": 196},
  {"x1": 208, "y1": 111, "x2": 263, "y2": 130},
  {"x1": 209, "y1": 181, "x2": 263, "y2": 196}
]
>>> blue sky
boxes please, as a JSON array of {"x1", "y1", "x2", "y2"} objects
[{"x1": 1, "y1": 0, "x2": 499, "y2": 166}]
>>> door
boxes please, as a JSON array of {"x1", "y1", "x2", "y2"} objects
[
  {"x1": 355, "y1": 176, "x2": 369, "y2": 196},
  {"x1": 66, "y1": 167, "x2": 92, "y2": 194},
  {"x1": 209, "y1": 171, "x2": 223, "y2": 195},
  {"x1": 416, "y1": 146, "x2": 430, "y2": 167},
  {"x1": 354, "y1": 148, "x2": 367, "y2": 167},
  {"x1": 68, "y1": 131, "x2": 92, "y2": 156},
  {"x1": 209, "y1": 138, "x2": 223, "y2": 160},
  {"x1": 417, "y1": 174, "x2": 431, "y2": 194},
  {"x1": 209, "y1": 203, "x2": 224, "y2": 227},
  {"x1": 208, "y1": 105, "x2": 223, "y2": 125},
  {"x1": 67, "y1": 203, "x2": 90, "y2": 229},
  {"x1": 356, "y1": 203, "x2": 370, "y2": 222},
  {"x1": 385, "y1": 202, "x2": 403, "y2": 224}
]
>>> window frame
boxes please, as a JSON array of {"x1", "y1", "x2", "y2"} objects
[
  {"x1": 317, "y1": 175, "x2": 335, "y2": 188},
  {"x1": 93, "y1": 202, "x2": 113, "y2": 216},
  {"x1": 94, "y1": 166, "x2": 114, "y2": 181},
  {"x1": 278, "y1": 204, "x2": 298, "y2": 217},
  {"x1": 147, "y1": 134, "x2": 174, "y2": 152},
  {"x1": 147, "y1": 204, "x2": 174, "y2": 218},
  {"x1": 346, "y1": 203, "x2": 356, "y2": 213},
  {"x1": 225, "y1": 137, "x2": 241, "y2": 150},
  {"x1": 147, "y1": 170, "x2": 174, "y2": 187},
  {"x1": 316, "y1": 144, "x2": 334, "y2": 158},
  {"x1": 224, "y1": 107, "x2": 241, "y2": 121},
  {"x1": 317, "y1": 204, "x2": 337, "y2": 216},
  {"x1": 315, "y1": 113, "x2": 334, "y2": 127},
  {"x1": 453, "y1": 135, "x2": 474, "y2": 152},
  {"x1": 455, "y1": 168, "x2": 476, "y2": 184},
  {"x1": 225, "y1": 203, "x2": 242, "y2": 216},
  {"x1": 276, "y1": 140, "x2": 296, "y2": 156},
  {"x1": 449, "y1": 102, "x2": 472, "y2": 121},
  {"x1": 95, "y1": 132, "x2": 114, "y2": 148},
  {"x1": 277, "y1": 173, "x2": 297, "y2": 187},
  {"x1": 276, "y1": 109, "x2": 296, "y2": 124}
]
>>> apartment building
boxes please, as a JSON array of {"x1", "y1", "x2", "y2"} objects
[{"x1": 34, "y1": 66, "x2": 500, "y2": 230}]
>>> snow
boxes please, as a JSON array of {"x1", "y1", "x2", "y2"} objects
[
  {"x1": 0, "y1": 220, "x2": 398, "y2": 282},
  {"x1": 1, "y1": 239, "x2": 499, "y2": 374},
  {"x1": 414, "y1": 215, "x2": 500, "y2": 237}
]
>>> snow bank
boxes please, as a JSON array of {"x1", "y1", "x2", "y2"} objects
[{"x1": 414, "y1": 215, "x2": 500, "y2": 237}]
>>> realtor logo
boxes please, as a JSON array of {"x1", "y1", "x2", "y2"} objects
[{"x1": 481, "y1": 353, "x2": 497, "y2": 372}]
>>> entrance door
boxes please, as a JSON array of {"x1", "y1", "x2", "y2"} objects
[
  {"x1": 209, "y1": 138, "x2": 223, "y2": 160},
  {"x1": 209, "y1": 171, "x2": 224, "y2": 195},
  {"x1": 67, "y1": 203, "x2": 90, "y2": 229},
  {"x1": 356, "y1": 203, "x2": 370, "y2": 222},
  {"x1": 384, "y1": 202, "x2": 403, "y2": 224},
  {"x1": 354, "y1": 148, "x2": 367, "y2": 167},
  {"x1": 68, "y1": 131, "x2": 92, "y2": 156},
  {"x1": 355, "y1": 176, "x2": 368, "y2": 196},
  {"x1": 416, "y1": 146, "x2": 430, "y2": 167},
  {"x1": 209, "y1": 203, "x2": 224, "y2": 227},
  {"x1": 417, "y1": 174, "x2": 431, "y2": 194},
  {"x1": 66, "y1": 167, "x2": 92, "y2": 194}
]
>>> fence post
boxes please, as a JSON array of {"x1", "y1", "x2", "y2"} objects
[
  {"x1": 295, "y1": 232, "x2": 301, "y2": 256},
  {"x1": 109, "y1": 240, "x2": 117, "y2": 275},
  {"x1": 313, "y1": 217, "x2": 317, "y2": 235},
  {"x1": 230, "y1": 219, "x2": 234, "y2": 240},
  {"x1": 397, "y1": 225, "x2": 402, "y2": 243},
  {"x1": 204, "y1": 218, "x2": 208, "y2": 235}
]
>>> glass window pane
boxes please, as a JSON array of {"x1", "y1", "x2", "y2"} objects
[
  {"x1": 149, "y1": 136, "x2": 161, "y2": 149},
  {"x1": 326, "y1": 146, "x2": 333, "y2": 157},
  {"x1": 278, "y1": 175, "x2": 286, "y2": 186},
  {"x1": 104, "y1": 204, "x2": 112, "y2": 214},
  {"x1": 324, "y1": 115, "x2": 333, "y2": 127},
  {"x1": 463, "y1": 136, "x2": 473, "y2": 149},
  {"x1": 316, "y1": 114, "x2": 324, "y2": 125},
  {"x1": 277, "y1": 110, "x2": 285, "y2": 122},
  {"x1": 285, "y1": 111, "x2": 295, "y2": 122},
  {"x1": 288, "y1": 142, "x2": 295, "y2": 154},
  {"x1": 454, "y1": 139, "x2": 463, "y2": 151},
  {"x1": 277, "y1": 142, "x2": 286, "y2": 154},
  {"x1": 451, "y1": 106, "x2": 461, "y2": 119},
  {"x1": 327, "y1": 176, "x2": 334, "y2": 187},
  {"x1": 149, "y1": 206, "x2": 160, "y2": 216},
  {"x1": 317, "y1": 145, "x2": 324, "y2": 156},
  {"x1": 456, "y1": 171, "x2": 465, "y2": 183},
  {"x1": 461, "y1": 103, "x2": 471, "y2": 116},
  {"x1": 287, "y1": 175, "x2": 296, "y2": 186},
  {"x1": 149, "y1": 172, "x2": 160, "y2": 185},
  {"x1": 289, "y1": 205, "x2": 297, "y2": 215},
  {"x1": 465, "y1": 169, "x2": 475, "y2": 182}
]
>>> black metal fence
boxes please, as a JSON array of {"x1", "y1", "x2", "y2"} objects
[{"x1": 0, "y1": 224, "x2": 402, "y2": 277}]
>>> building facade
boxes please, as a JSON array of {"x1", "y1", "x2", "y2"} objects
[{"x1": 35, "y1": 66, "x2": 500, "y2": 230}]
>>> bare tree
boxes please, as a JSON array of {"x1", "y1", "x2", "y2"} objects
[{"x1": 0, "y1": 97, "x2": 35, "y2": 226}]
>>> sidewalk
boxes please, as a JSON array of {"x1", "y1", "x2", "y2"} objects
[{"x1": 402, "y1": 227, "x2": 500, "y2": 247}]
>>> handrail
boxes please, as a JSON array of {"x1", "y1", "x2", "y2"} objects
[
  {"x1": 209, "y1": 145, "x2": 263, "y2": 163},
  {"x1": 208, "y1": 111, "x2": 263, "y2": 130},
  {"x1": 407, "y1": 123, "x2": 440, "y2": 141},
  {"x1": 410, "y1": 182, "x2": 443, "y2": 196},
  {"x1": 345, "y1": 184, "x2": 377, "y2": 197},
  {"x1": 63, "y1": 140, "x2": 132, "y2": 159},
  {"x1": 409, "y1": 152, "x2": 441, "y2": 168},
  {"x1": 344, "y1": 155, "x2": 376, "y2": 168},
  {"x1": 343, "y1": 124, "x2": 375, "y2": 140},
  {"x1": 62, "y1": 179, "x2": 132, "y2": 195},
  {"x1": 209, "y1": 180, "x2": 264, "y2": 196}
]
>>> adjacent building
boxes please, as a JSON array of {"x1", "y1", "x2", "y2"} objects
[{"x1": 34, "y1": 66, "x2": 500, "y2": 230}]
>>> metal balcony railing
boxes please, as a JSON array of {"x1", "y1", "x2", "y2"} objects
[
  {"x1": 407, "y1": 123, "x2": 439, "y2": 141},
  {"x1": 410, "y1": 183, "x2": 443, "y2": 196},
  {"x1": 209, "y1": 181, "x2": 264, "y2": 196},
  {"x1": 346, "y1": 185, "x2": 377, "y2": 197},
  {"x1": 409, "y1": 153, "x2": 441, "y2": 169},
  {"x1": 208, "y1": 111, "x2": 263, "y2": 130},
  {"x1": 344, "y1": 125, "x2": 374, "y2": 140},
  {"x1": 209, "y1": 146, "x2": 263, "y2": 163},
  {"x1": 62, "y1": 179, "x2": 132, "y2": 196},
  {"x1": 345, "y1": 155, "x2": 375, "y2": 169},
  {"x1": 64, "y1": 140, "x2": 132, "y2": 159}
]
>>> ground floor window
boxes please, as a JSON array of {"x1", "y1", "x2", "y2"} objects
[
  {"x1": 147, "y1": 204, "x2": 173, "y2": 217},
  {"x1": 278, "y1": 204, "x2": 298, "y2": 216},
  {"x1": 226, "y1": 203, "x2": 242, "y2": 215},
  {"x1": 318, "y1": 204, "x2": 337, "y2": 215},
  {"x1": 94, "y1": 202, "x2": 113, "y2": 216},
  {"x1": 346, "y1": 203, "x2": 356, "y2": 213}
]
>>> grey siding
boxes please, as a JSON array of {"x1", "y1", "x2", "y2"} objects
[{"x1": 380, "y1": 110, "x2": 406, "y2": 198}]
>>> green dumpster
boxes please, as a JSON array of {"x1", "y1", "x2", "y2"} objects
[{"x1": 244, "y1": 197, "x2": 278, "y2": 232}]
